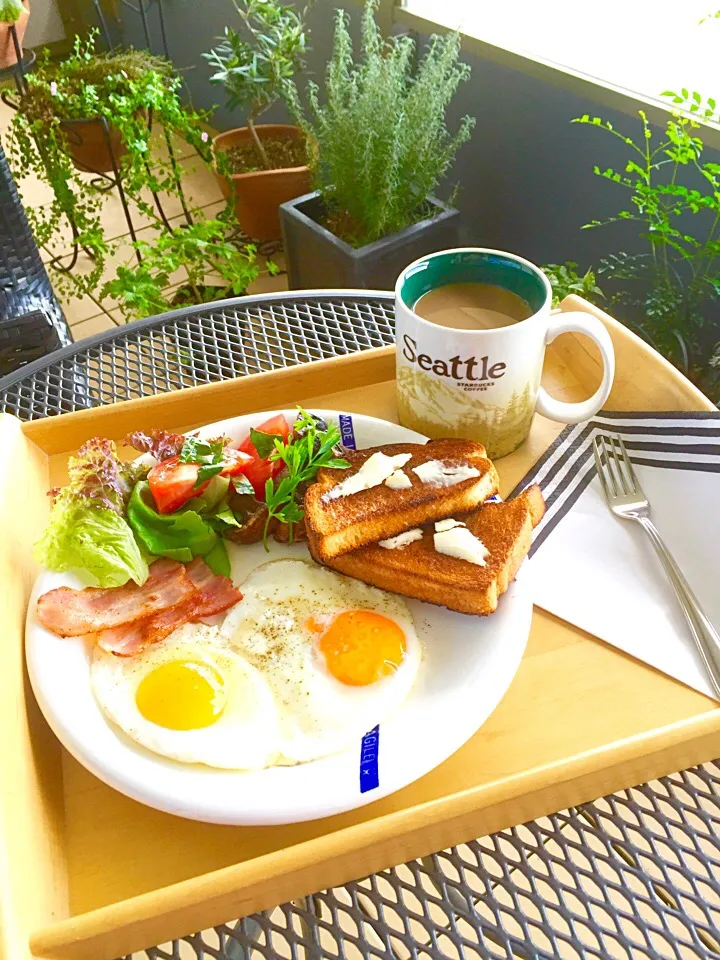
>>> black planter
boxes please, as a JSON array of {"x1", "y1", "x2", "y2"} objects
[{"x1": 279, "y1": 191, "x2": 460, "y2": 291}]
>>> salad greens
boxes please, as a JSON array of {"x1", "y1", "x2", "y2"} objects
[
  {"x1": 124, "y1": 429, "x2": 185, "y2": 460},
  {"x1": 35, "y1": 438, "x2": 149, "y2": 587},
  {"x1": 263, "y1": 408, "x2": 349, "y2": 544},
  {"x1": 127, "y1": 480, "x2": 232, "y2": 577},
  {"x1": 36, "y1": 410, "x2": 352, "y2": 586},
  {"x1": 249, "y1": 427, "x2": 284, "y2": 460},
  {"x1": 231, "y1": 474, "x2": 255, "y2": 497},
  {"x1": 178, "y1": 436, "x2": 230, "y2": 487}
]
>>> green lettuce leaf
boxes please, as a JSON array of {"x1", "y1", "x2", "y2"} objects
[
  {"x1": 127, "y1": 482, "x2": 230, "y2": 576},
  {"x1": 35, "y1": 436, "x2": 150, "y2": 587},
  {"x1": 35, "y1": 499, "x2": 149, "y2": 587}
]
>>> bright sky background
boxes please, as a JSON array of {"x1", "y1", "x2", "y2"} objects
[{"x1": 404, "y1": 0, "x2": 720, "y2": 106}]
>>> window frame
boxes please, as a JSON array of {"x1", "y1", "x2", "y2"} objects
[{"x1": 348, "y1": 0, "x2": 720, "y2": 151}]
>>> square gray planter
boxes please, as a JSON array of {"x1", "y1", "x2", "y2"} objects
[{"x1": 279, "y1": 191, "x2": 460, "y2": 291}]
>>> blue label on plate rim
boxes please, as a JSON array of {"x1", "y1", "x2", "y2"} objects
[
  {"x1": 346, "y1": 422, "x2": 498, "y2": 795},
  {"x1": 339, "y1": 414, "x2": 357, "y2": 450},
  {"x1": 360, "y1": 725, "x2": 380, "y2": 793}
]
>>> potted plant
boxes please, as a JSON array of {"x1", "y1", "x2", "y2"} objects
[
  {"x1": 8, "y1": 33, "x2": 198, "y2": 174},
  {"x1": 0, "y1": 0, "x2": 29, "y2": 69},
  {"x1": 7, "y1": 31, "x2": 217, "y2": 307},
  {"x1": 204, "y1": 0, "x2": 312, "y2": 241},
  {"x1": 102, "y1": 216, "x2": 277, "y2": 320},
  {"x1": 280, "y1": 0, "x2": 474, "y2": 291}
]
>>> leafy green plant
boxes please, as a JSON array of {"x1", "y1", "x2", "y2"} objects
[
  {"x1": 101, "y1": 217, "x2": 273, "y2": 320},
  {"x1": 287, "y1": 0, "x2": 475, "y2": 247},
  {"x1": 0, "y1": 0, "x2": 24, "y2": 22},
  {"x1": 7, "y1": 31, "x2": 218, "y2": 305},
  {"x1": 574, "y1": 96, "x2": 720, "y2": 396},
  {"x1": 542, "y1": 262, "x2": 604, "y2": 308},
  {"x1": 204, "y1": 0, "x2": 311, "y2": 168},
  {"x1": 262, "y1": 407, "x2": 348, "y2": 546}
]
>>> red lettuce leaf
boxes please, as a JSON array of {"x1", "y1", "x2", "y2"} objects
[{"x1": 124, "y1": 429, "x2": 186, "y2": 461}]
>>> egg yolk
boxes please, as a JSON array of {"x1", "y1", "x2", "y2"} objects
[
  {"x1": 318, "y1": 610, "x2": 406, "y2": 686},
  {"x1": 136, "y1": 661, "x2": 225, "y2": 730}
]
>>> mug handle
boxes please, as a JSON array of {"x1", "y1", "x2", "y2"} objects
[{"x1": 535, "y1": 311, "x2": 615, "y2": 424}]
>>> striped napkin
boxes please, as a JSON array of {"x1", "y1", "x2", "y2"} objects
[{"x1": 517, "y1": 412, "x2": 720, "y2": 700}]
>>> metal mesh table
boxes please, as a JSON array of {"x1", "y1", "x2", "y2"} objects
[{"x1": 2, "y1": 293, "x2": 718, "y2": 960}]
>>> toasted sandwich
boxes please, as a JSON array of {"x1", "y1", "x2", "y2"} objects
[
  {"x1": 324, "y1": 484, "x2": 545, "y2": 615},
  {"x1": 304, "y1": 438, "x2": 499, "y2": 562}
]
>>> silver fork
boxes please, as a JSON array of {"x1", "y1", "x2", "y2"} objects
[{"x1": 593, "y1": 432, "x2": 720, "y2": 698}]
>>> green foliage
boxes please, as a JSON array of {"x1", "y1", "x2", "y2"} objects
[
  {"x1": 288, "y1": 0, "x2": 475, "y2": 247},
  {"x1": 101, "y1": 218, "x2": 270, "y2": 321},
  {"x1": 542, "y1": 262, "x2": 604, "y2": 308},
  {"x1": 263, "y1": 407, "x2": 348, "y2": 546},
  {"x1": 205, "y1": 0, "x2": 309, "y2": 115},
  {"x1": 574, "y1": 97, "x2": 720, "y2": 399},
  {"x1": 7, "y1": 31, "x2": 218, "y2": 306},
  {"x1": 0, "y1": 0, "x2": 24, "y2": 23},
  {"x1": 204, "y1": 0, "x2": 310, "y2": 168}
]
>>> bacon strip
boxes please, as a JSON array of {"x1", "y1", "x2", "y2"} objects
[
  {"x1": 185, "y1": 556, "x2": 218, "y2": 590},
  {"x1": 36, "y1": 559, "x2": 194, "y2": 637},
  {"x1": 95, "y1": 560, "x2": 242, "y2": 656}
]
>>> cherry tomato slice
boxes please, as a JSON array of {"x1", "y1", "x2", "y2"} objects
[
  {"x1": 236, "y1": 414, "x2": 291, "y2": 499},
  {"x1": 148, "y1": 449, "x2": 254, "y2": 514},
  {"x1": 220, "y1": 448, "x2": 254, "y2": 475},
  {"x1": 148, "y1": 456, "x2": 203, "y2": 514}
]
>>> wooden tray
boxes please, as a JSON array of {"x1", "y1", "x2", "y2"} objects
[{"x1": 2, "y1": 296, "x2": 719, "y2": 960}]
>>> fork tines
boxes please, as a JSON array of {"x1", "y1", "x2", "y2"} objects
[{"x1": 592, "y1": 433, "x2": 640, "y2": 499}]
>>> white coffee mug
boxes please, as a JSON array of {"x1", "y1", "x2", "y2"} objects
[{"x1": 395, "y1": 247, "x2": 615, "y2": 458}]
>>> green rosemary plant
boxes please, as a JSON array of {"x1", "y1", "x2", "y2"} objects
[{"x1": 288, "y1": 0, "x2": 475, "y2": 247}]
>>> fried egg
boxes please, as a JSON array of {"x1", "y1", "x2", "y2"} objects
[
  {"x1": 91, "y1": 624, "x2": 279, "y2": 769},
  {"x1": 222, "y1": 559, "x2": 421, "y2": 764}
]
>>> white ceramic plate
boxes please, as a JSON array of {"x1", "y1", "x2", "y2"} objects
[{"x1": 26, "y1": 410, "x2": 532, "y2": 825}]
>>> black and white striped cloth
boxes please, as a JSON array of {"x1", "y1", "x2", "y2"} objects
[
  {"x1": 514, "y1": 412, "x2": 720, "y2": 699},
  {"x1": 511, "y1": 412, "x2": 720, "y2": 556}
]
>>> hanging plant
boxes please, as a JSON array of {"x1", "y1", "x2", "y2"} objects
[{"x1": 6, "y1": 30, "x2": 221, "y2": 305}]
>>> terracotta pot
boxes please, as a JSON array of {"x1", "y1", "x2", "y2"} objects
[
  {"x1": 213, "y1": 124, "x2": 311, "y2": 242},
  {"x1": 0, "y1": 0, "x2": 29, "y2": 69},
  {"x1": 61, "y1": 117, "x2": 128, "y2": 175}
]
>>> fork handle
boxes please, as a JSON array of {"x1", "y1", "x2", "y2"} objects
[{"x1": 637, "y1": 516, "x2": 720, "y2": 698}]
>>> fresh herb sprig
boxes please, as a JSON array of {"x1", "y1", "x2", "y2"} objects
[
  {"x1": 263, "y1": 409, "x2": 349, "y2": 546},
  {"x1": 250, "y1": 426, "x2": 284, "y2": 459},
  {"x1": 179, "y1": 436, "x2": 229, "y2": 487}
]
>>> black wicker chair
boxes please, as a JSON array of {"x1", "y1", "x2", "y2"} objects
[{"x1": 0, "y1": 137, "x2": 71, "y2": 377}]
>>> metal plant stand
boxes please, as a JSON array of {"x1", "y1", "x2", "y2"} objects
[
  {"x1": 91, "y1": 0, "x2": 284, "y2": 260},
  {"x1": 0, "y1": 292, "x2": 717, "y2": 960},
  {"x1": 0, "y1": 19, "x2": 34, "y2": 85},
  {"x1": 0, "y1": 88, "x2": 190, "y2": 274},
  {"x1": 0, "y1": 0, "x2": 215, "y2": 278},
  {"x1": 1, "y1": 0, "x2": 282, "y2": 290}
]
